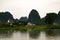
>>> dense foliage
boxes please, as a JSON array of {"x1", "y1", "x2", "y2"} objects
[
  {"x1": 28, "y1": 9, "x2": 42, "y2": 25},
  {"x1": 0, "y1": 11, "x2": 13, "y2": 23},
  {"x1": 45, "y1": 13, "x2": 57, "y2": 24}
]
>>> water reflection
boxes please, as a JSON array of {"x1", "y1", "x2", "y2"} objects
[
  {"x1": 20, "y1": 30, "x2": 27, "y2": 33},
  {"x1": 29, "y1": 30, "x2": 40, "y2": 38},
  {"x1": 46, "y1": 29, "x2": 60, "y2": 36},
  {"x1": 0, "y1": 30, "x2": 13, "y2": 38},
  {"x1": 46, "y1": 29, "x2": 55, "y2": 36},
  {"x1": 29, "y1": 29, "x2": 60, "y2": 40},
  {"x1": 45, "y1": 29, "x2": 60, "y2": 40},
  {"x1": 0, "y1": 29, "x2": 60, "y2": 40},
  {"x1": 53, "y1": 29, "x2": 60, "y2": 36}
]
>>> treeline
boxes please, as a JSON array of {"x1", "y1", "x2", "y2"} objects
[{"x1": 0, "y1": 9, "x2": 60, "y2": 27}]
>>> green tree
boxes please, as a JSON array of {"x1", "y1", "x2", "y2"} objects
[
  {"x1": 45, "y1": 13, "x2": 57, "y2": 24},
  {"x1": 19, "y1": 17, "x2": 28, "y2": 25}
]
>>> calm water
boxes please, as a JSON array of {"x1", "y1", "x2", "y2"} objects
[{"x1": 0, "y1": 29, "x2": 60, "y2": 40}]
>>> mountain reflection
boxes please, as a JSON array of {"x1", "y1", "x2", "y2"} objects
[
  {"x1": 0, "y1": 30, "x2": 13, "y2": 38},
  {"x1": 46, "y1": 29, "x2": 60, "y2": 36},
  {"x1": 29, "y1": 29, "x2": 60, "y2": 38},
  {"x1": 46, "y1": 29, "x2": 55, "y2": 36},
  {"x1": 29, "y1": 30, "x2": 40, "y2": 38}
]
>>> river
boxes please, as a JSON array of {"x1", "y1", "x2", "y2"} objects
[{"x1": 0, "y1": 29, "x2": 60, "y2": 40}]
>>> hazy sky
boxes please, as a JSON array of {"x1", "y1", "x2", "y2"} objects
[{"x1": 0, "y1": 0, "x2": 60, "y2": 19}]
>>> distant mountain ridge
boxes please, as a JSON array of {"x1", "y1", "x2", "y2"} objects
[{"x1": 0, "y1": 10, "x2": 60, "y2": 25}]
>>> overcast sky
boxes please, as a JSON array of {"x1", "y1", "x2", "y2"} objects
[{"x1": 0, "y1": 0, "x2": 60, "y2": 19}]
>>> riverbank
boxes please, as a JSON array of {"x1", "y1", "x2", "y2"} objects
[{"x1": 0, "y1": 25, "x2": 60, "y2": 30}]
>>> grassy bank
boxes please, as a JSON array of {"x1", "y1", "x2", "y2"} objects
[{"x1": 0, "y1": 24, "x2": 60, "y2": 30}]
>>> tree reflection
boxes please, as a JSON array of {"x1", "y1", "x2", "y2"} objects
[
  {"x1": 29, "y1": 30, "x2": 40, "y2": 38},
  {"x1": 53, "y1": 29, "x2": 60, "y2": 36},
  {"x1": 20, "y1": 30, "x2": 27, "y2": 33},
  {"x1": 46, "y1": 29, "x2": 60, "y2": 37},
  {"x1": 0, "y1": 30, "x2": 13, "y2": 38},
  {"x1": 46, "y1": 29, "x2": 55, "y2": 36}
]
